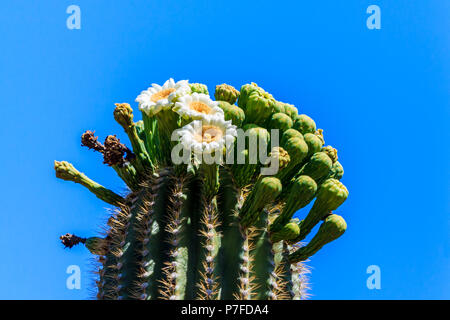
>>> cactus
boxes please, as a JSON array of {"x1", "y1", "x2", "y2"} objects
[{"x1": 56, "y1": 79, "x2": 349, "y2": 300}]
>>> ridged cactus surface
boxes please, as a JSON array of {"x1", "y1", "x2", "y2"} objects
[{"x1": 57, "y1": 79, "x2": 348, "y2": 300}]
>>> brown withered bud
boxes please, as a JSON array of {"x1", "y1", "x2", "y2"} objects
[
  {"x1": 81, "y1": 130, "x2": 105, "y2": 152},
  {"x1": 60, "y1": 233, "x2": 86, "y2": 249},
  {"x1": 103, "y1": 135, "x2": 135, "y2": 167}
]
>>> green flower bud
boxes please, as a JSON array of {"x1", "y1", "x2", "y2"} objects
[
  {"x1": 240, "y1": 177, "x2": 282, "y2": 227},
  {"x1": 215, "y1": 83, "x2": 240, "y2": 104},
  {"x1": 85, "y1": 237, "x2": 109, "y2": 255},
  {"x1": 281, "y1": 137, "x2": 309, "y2": 166},
  {"x1": 300, "y1": 152, "x2": 333, "y2": 182},
  {"x1": 217, "y1": 101, "x2": 245, "y2": 126},
  {"x1": 243, "y1": 124, "x2": 270, "y2": 161},
  {"x1": 303, "y1": 133, "x2": 324, "y2": 157},
  {"x1": 282, "y1": 103, "x2": 299, "y2": 120},
  {"x1": 315, "y1": 129, "x2": 325, "y2": 145},
  {"x1": 189, "y1": 83, "x2": 209, "y2": 95},
  {"x1": 289, "y1": 214, "x2": 347, "y2": 263},
  {"x1": 268, "y1": 146, "x2": 290, "y2": 171},
  {"x1": 281, "y1": 129, "x2": 303, "y2": 147},
  {"x1": 270, "y1": 222, "x2": 300, "y2": 242},
  {"x1": 293, "y1": 114, "x2": 316, "y2": 134},
  {"x1": 231, "y1": 149, "x2": 259, "y2": 187},
  {"x1": 238, "y1": 83, "x2": 271, "y2": 110},
  {"x1": 268, "y1": 112, "x2": 293, "y2": 133},
  {"x1": 271, "y1": 101, "x2": 287, "y2": 114},
  {"x1": 294, "y1": 178, "x2": 348, "y2": 242},
  {"x1": 270, "y1": 175, "x2": 317, "y2": 233},
  {"x1": 277, "y1": 136, "x2": 309, "y2": 185},
  {"x1": 114, "y1": 103, "x2": 134, "y2": 129},
  {"x1": 245, "y1": 90, "x2": 276, "y2": 125},
  {"x1": 322, "y1": 145, "x2": 338, "y2": 163},
  {"x1": 329, "y1": 161, "x2": 344, "y2": 180}
]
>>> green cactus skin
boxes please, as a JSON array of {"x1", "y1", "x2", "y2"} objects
[
  {"x1": 289, "y1": 214, "x2": 347, "y2": 263},
  {"x1": 57, "y1": 80, "x2": 349, "y2": 300}
]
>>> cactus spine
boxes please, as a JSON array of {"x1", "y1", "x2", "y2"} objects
[{"x1": 57, "y1": 79, "x2": 349, "y2": 300}]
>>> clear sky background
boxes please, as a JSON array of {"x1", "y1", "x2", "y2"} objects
[{"x1": 0, "y1": 1, "x2": 448, "y2": 299}]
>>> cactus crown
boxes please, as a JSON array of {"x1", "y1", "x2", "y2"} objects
[{"x1": 56, "y1": 79, "x2": 348, "y2": 300}]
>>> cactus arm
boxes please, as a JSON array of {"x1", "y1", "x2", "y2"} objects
[{"x1": 54, "y1": 161, "x2": 124, "y2": 207}]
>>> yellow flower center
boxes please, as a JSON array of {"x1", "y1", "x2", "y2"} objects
[
  {"x1": 189, "y1": 101, "x2": 212, "y2": 114},
  {"x1": 195, "y1": 125, "x2": 223, "y2": 143},
  {"x1": 151, "y1": 88, "x2": 176, "y2": 102}
]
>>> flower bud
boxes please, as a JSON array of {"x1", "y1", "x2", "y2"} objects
[{"x1": 215, "y1": 83, "x2": 240, "y2": 105}]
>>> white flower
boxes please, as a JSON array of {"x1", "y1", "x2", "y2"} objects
[
  {"x1": 173, "y1": 93, "x2": 224, "y2": 121},
  {"x1": 136, "y1": 78, "x2": 191, "y2": 116},
  {"x1": 174, "y1": 118, "x2": 237, "y2": 156}
]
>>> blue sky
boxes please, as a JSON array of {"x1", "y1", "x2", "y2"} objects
[{"x1": 0, "y1": 1, "x2": 448, "y2": 299}]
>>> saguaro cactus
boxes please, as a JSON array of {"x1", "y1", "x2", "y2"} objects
[{"x1": 56, "y1": 79, "x2": 349, "y2": 300}]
